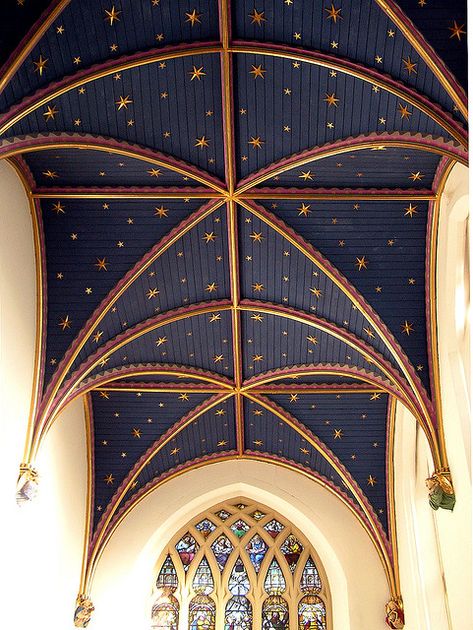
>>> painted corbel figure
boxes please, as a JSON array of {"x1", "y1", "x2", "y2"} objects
[
  {"x1": 425, "y1": 469, "x2": 455, "y2": 511},
  {"x1": 385, "y1": 597, "x2": 405, "y2": 629},
  {"x1": 16, "y1": 463, "x2": 38, "y2": 505},
  {"x1": 74, "y1": 594, "x2": 95, "y2": 627}
]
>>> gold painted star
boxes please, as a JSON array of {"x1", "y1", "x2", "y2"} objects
[
  {"x1": 253, "y1": 440, "x2": 264, "y2": 446},
  {"x1": 409, "y1": 172, "x2": 424, "y2": 182},
  {"x1": 73, "y1": 56, "x2": 81, "y2": 65},
  {"x1": 355, "y1": 256, "x2": 368, "y2": 271},
  {"x1": 105, "y1": 474, "x2": 115, "y2": 485},
  {"x1": 132, "y1": 428, "x2": 142, "y2": 438},
  {"x1": 100, "y1": 391, "x2": 110, "y2": 400},
  {"x1": 333, "y1": 429, "x2": 343, "y2": 439},
  {"x1": 375, "y1": 286, "x2": 382, "y2": 293},
  {"x1": 363, "y1": 326, "x2": 375, "y2": 338},
  {"x1": 213, "y1": 354, "x2": 224, "y2": 363},
  {"x1": 110, "y1": 43, "x2": 118, "y2": 51},
  {"x1": 43, "y1": 105, "x2": 58, "y2": 121},
  {"x1": 115, "y1": 95, "x2": 132, "y2": 110},
  {"x1": 155, "y1": 32, "x2": 164, "y2": 41},
  {"x1": 325, "y1": 3, "x2": 342, "y2": 22},
  {"x1": 449, "y1": 21, "x2": 466, "y2": 41},
  {"x1": 249, "y1": 8, "x2": 266, "y2": 25},
  {"x1": 324, "y1": 92, "x2": 339, "y2": 107},
  {"x1": 70, "y1": 233, "x2": 78, "y2": 240},
  {"x1": 209, "y1": 313, "x2": 221, "y2": 322},
  {"x1": 408, "y1": 277, "x2": 416, "y2": 285},
  {"x1": 203, "y1": 231, "x2": 217, "y2": 243},
  {"x1": 367, "y1": 475, "x2": 377, "y2": 487},
  {"x1": 298, "y1": 203, "x2": 311, "y2": 216},
  {"x1": 195, "y1": 135, "x2": 210, "y2": 149},
  {"x1": 105, "y1": 5, "x2": 121, "y2": 25},
  {"x1": 185, "y1": 9, "x2": 202, "y2": 26},
  {"x1": 253, "y1": 409, "x2": 263, "y2": 416},
  {"x1": 289, "y1": 394, "x2": 299, "y2": 402},
  {"x1": 33, "y1": 54, "x2": 48, "y2": 76},
  {"x1": 299, "y1": 170, "x2": 314, "y2": 181},
  {"x1": 294, "y1": 32, "x2": 301, "y2": 40},
  {"x1": 387, "y1": 29, "x2": 395, "y2": 37},
  {"x1": 398, "y1": 103, "x2": 412, "y2": 119},
  {"x1": 147, "y1": 168, "x2": 161, "y2": 177},
  {"x1": 253, "y1": 354, "x2": 264, "y2": 362},
  {"x1": 116, "y1": 241, "x2": 124, "y2": 248},
  {"x1": 292, "y1": 61, "x2": 300, "y2": 68},
  {"x1": 375, "y1": 55, "x2": 383, "y2": 63},
  {"x1": 307, "y1": 335, "x2": 318, "y2": 345},
  {"x1": 56, "y1": 25, "x2": 64, "y2": 34},
  {"x1": 310, "y1": 287, "x2": 322, "y2": 297},
  {"x1": 59, "y1": 315, "x2": 71, "y2": 330},
  {"x1": 300, "y1": 447, "x2": 310, "y2": 454},
  {"x1": 252, "y1": 282, "x2": 264, "y2": 292},
  {"x1": 401, "y1": 320, "x2": 414, "y2": 335},
  {"x1": 179, "y1": 393, "x2": 189, "y2": 401},
  {"x1": 250, "y1": 64, "x2": 266, "y2": 79},
  {"x1": 283, "y1": 124, "x2": 291, "y2": 132},
  {"x1": 217, "y1": 440, "x2": 228, "y2": 447},
  {"x1": 404, "y1": 203, "x2": 418, "y2": 217},
  {"x1": 154, "y1": 205, "x2": 168, "y2": 217},
  {"x1": 189, "y1": 65, "x2": 206, "y2": 80},
  {"x1": 93, "y1": 330, "x2": 103, "y2": 343},
  {"x1": 155, "y1": 336, "x2": 167, "y2": 346},
  {"x1": 52, "y1": 201, "x2": 65, "y2": 215},
  {"x1": 248, "y1": 136, "x2": 264, "y2": 149},
  {"x1": 402, "y1": 55, "x2": 417, "y2": 76},
  {"x1": 284, "y1": 87, "x2": 292, "y2": 95},
  {"x1": 250, "y1": 231, "x2": 263, "y2": 242},
  {"x1": 95, "y1": 257, "x2": 108, "y2": 271},
  {"x1": 215, "y1": 408, "x2": 226, "y2": 416},
  {"x1": 146, "y1": 288, "x2": 159, "y2": 299},
  {"x1": 206, "y1": 282, "x2": 218, "y2": 292}
]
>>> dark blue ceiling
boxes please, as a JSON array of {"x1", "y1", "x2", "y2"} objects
[{"x1": 1, "y1": 0, "x2": 466, "y2": 549}]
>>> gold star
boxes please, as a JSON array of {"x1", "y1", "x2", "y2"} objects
[
  {"x1": 387, "y1": 29, "x2": 395, "y2": 37},
  {"x1": 202, "y1": 231, "x2": 217, "y2": 243},
  {"x1": 298, "y1": 203, "x2": 311, "y2": 216},
  {"x1": 375, "y1": 55, "x2": 383, "y2": 63},
  {"x1": 160, "y1": 91, "x2": 168, "y2": 99},
  {"x1": 363, "y1": 326, "x2": 375, "y2": 338},
  {"x1": 127, "y1": 119, "x2": 135, "y2": 126},
  {"x1": 154, "y1": 205, "x2": 168, "y2": 217},
  {"x1": 253, "y1": 354, "x2": 264, "y2": 362},
  {"x1": 95, "y1": 257, "x2": 108, "y2": 271},
  {"x1": 189, "y1": 65, "x2": 206, "y2": 80},
  {"x1": 146, "y1": 288, "x2": 159, "y2": 299},
  {"x1": 73, "y1": 56, "x2": 81, "y2": 65},
  {"x1": 206, "y1": 282, "x2": 218, "y2": 292},
  {"x1": 249, "y1": 8, "x2": 266, "y2": 25},
  {"x1": 250, "y1": 64, "x2": 266, "y2": 79},
  {"x1": 324, "y1": 92, "x2": 339, "y2": 107},
  {"x1": 52, "y1": 201, "x2": 65, "y2": 215},
  {"x1": 116, "y1": 241, "x2": 124, "y2": 248},
  {"x1": 147, "y1": 168, "x2": 161, "y2": 177},
  {"x1": 73, "y1": 118, "x2": 81, "y2": 126},
  {"x1": 110, "y1": 43, "x2": 118, "y2": 51},
  {"x1": 367, "y1": 475, "x2": 377, "y2": 487},
  {"x1": 248, "y1": 136, "x2": 264, "y2": 149},
  {"x1": 310, "y1": 287, "x2": 322, "y2": 298},
  {"x1": 43, "y1": 105, "x2": 58, "y2": 121},
  {"x1": 56, "y1": 25, "x2": 64, "y2": 34},
  {"x1": 307, "y1": 335, "x2": 318, "y2": 345},
  {"x1": 213, "y1": 354, "x2": 224, "y2": 363},
  {"x1": 300, "y1": 447, "x2": 309, "y2": 454},
  {"x1": 370, "y1": 392, "x2": 381, "y2": 400},
  {"x1": 195, "y1": 136, "x2": 210, "y2": 149},
  {"x1": 404, "y1": 203, "x2": 418, "y2": 218},
  {"x1": 330, "y1": 40, "x2": 338, "y2": 48},
  {"x1": 209, "y1": 313, "x2": 221, "y2": 322},
  {"x1": 70, "y1": 233, "x2": 78, "y2": 240},
  {"x1": 398, "y1": 103, "x2": 412, "y2": 119},
  {"x1": 402, "y1": 55, "x2": 417, "y2": 76},
  {"x1": 155, "y1": 336, "x2": 167, "y2": 346},
  {"x1": 294, "y1": 32, "x2": 301, "y2": 40},
  {"x1": 355, "y1": 256, "x2": 368, "y2": 271},
  {"x1": 215, "y1": 408, "x2": 226, "y2": 416},
  {"x1": 333, "y1": 429, "x2": 343, "y2": 439},
  {"x1": 104, "y1": 5, "x2": 121, "y2": 25},
  {"x1": 292, "y1": 61, "x2": 300, "y2": 68},
  {"x1": 250, "y1": 231, "x2": 263, "y2": 242},
  {"x1": 375, "y1": 286, "x2": 382, "y2": 293},
  {"x1": 325, "y1": 3, "x2": 342, "y2": 22},
  {"x1": 289, "y1": 394, "x2": 299, "y2": 402},
  {"x1": 33, "y1": 54, "x2": 48, "y2": 76},
  {"x1": 417, "y1": 364, "x2": 424, "y2": 371},
  {"x1": 132, "y1": 428, "x2": 142, "y2": 438},
  {"x1": 155, "y1": 33, "x2": 164, "y2": 41},
  {"x1": 185, "y1": 8, "x2": 202, "y2": 25},
  {"x1": 449, "y1": 21, "x2": 466, "y2": 41},
  {"x1": 299, "y1": 170, "x2": 314, "y2": 181},
  {"x1": 59, "y1": 315, "x2": 71, "y2": 330},
  {"x1": 408, "y1": 277, "x2": 416, "y2": 285},
  {"x1": 179, "y1": 393, "x2": 189, "y2": 401},
  {"x1": 409, "y1": 172, "x2": 424, "y2": 182},
  {"x1": 253, "y1": 409, "x2": 263, "y2": 416},
  {"x1": 100, "y1": 391, "x2": 110, "y2": 399},
  {"x1": 379, "y1": 117, "x2": 386, "y2": 124},
  {"x1": 283, "y1": 124, "x2": 291, "y2": 132},
  {"x1": 253, "y1": 440, "x2": 263, "y2": 446},
  {"x1": 93, "y1": 330, "x2": 103, "y2": 343},
  {"x1": 252, "y1": 282, "x2": 264, "y2": 292},
  {"x1": 284, "y1": 87, "x2": 292, "y2": 95},
  {"x1": 401, "y1": 320, "x2": 414, "y2": 335},
  {"x1": 115, "y1": 95, "x2": 132, "y2": 110},
  {"x1": 105, "y1": 474, "x2": 115, "y2": 485}
]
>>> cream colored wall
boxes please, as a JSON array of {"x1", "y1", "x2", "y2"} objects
[
  {"x1": 0, "y1": 160, "x2": 88, "y2": 630},
  {"x1": 91, "y1": 460, "x2": 390, "y2": 630}
]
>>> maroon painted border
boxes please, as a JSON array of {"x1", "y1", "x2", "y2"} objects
[{"x1": 246, "y1": 185, "x2": 435, "y2": 197}]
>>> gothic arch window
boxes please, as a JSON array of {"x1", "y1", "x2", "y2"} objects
[{"x1": 150, "y1": 500, "x2": 331, "y2": 629}]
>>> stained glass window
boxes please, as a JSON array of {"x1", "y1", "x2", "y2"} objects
[
  {"x1": 230, "y1": 519, "x2": 250, "y2": 538},
  {"x1": 156, "y1": 555, "x2": 178, "y2": 592},
  {"x1": 245, "y1": 534, "x2": 268, "y2": 572},
  {"x1": 211, "y1": 534, "x2": 233, "y2": 571},
  {"x1": 224, "y1": 596, "x2": 252, "y2": 630},
  {"x1": 175, "y1": 533, "x2": 199, "y2": 571},
  {"x1": 152, "y1": 501, "x2": 329, "y2": 630},
  {"x1": 262, "y1": 595, "x2": 289, "y2": 629},
  {"x1": 300, "y1": 557, "x2": 322, "y2": 594},
  {"x1": 192, "y1": 557, "x2": 214, "y2": 595},
  {"x1": 298, "y1": 595, "x2": 326, "y2": 629},
  {"x1": 189, "y1": 595, "x2": 216, "y2": 630},
  {"x1": 280, "y1": 534, "x2": 304, "y2": 572}
]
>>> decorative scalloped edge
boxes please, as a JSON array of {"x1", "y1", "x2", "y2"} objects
[{"x1": 246, "y1": 185, "x2": 435, "y2": 196}]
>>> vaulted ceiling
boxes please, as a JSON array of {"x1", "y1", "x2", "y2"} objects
[{"x1": 2, "y1": 0, "x2": 467, "y2": 600}]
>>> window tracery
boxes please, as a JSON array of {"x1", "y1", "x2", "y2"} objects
[{"x1": 151, "y1": 500, "x2": 331, "y2": 629}]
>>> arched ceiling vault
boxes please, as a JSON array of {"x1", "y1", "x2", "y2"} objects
[{"x1": 2, "y1": 0, "x2": 466, "y2": 609}]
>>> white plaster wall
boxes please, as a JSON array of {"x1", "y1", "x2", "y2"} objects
[
  {"x1": 91, "y1": 459, "x2": 390, "y2": 630},
  {"x1": 0, "y1": 160, "x2": 88, "y2": 630}
]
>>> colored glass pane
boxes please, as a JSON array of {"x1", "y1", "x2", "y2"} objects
[
  {"x1": 195, "y1": 519, "x2": 216, "y2": 539},
  {"x1": 156, "y1": 555, "x2": 178, "y2": 592},
  {"x1": 151, "y1": 592, "x2": 179, "y2": 630},
  {"x1": 300, "y1": 557, "x2": 322, "y2": 593},
  {"x1": 245, "y1": 534, "x2": 268, "y2": 573},
  {"x1": 215, "y1": 510, "x2": 231, "y2": 521},
  {"x1": 192, "y1": 557, "x2": 214, "y2": 595},
  {"x1": 298, "y1": 595, "x2": 326, "y2": 629},
  {"x1": 262, "y1": 595, "x2": 289, "y2": 629},
  {"x1": 250, "y1": 509, "x2": 266, "y2": 521},
  {"x1": 175, "y1": 533, "x2": 199, "y2": 571},
  {"x1": 230, "y1": 519, "x2": 250, "y2": 538},
  {"x1": 264, "y1": 519, "x2": 285, "y2": 539},
  {"x1": 280, "y1": 534, "x2": 304, "y2": 572},
  {"x1": 264, "y1": 559, "x2": 286, "y2": 595},
  {"x1": 228, "y1": 558, "x2": 250, "y2": 595},
  {"x1": 211, "y1": 534, "x2": 233, "y2": 571},
  {"x1": 189, "y1": 595, "x2": 215, "y2": 630},
  {"x1": 224, "y1": 596, "x2": 252, "y2": 630}
]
